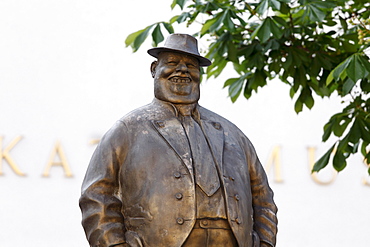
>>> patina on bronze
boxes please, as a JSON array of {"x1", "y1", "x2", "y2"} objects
[{"x1": 79, "y1": 33, "x2": 278, "y2": 247}]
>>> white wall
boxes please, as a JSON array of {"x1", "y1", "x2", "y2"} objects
[{"x1": 1, "y1": 1, "x2": 369, "y2": 246}]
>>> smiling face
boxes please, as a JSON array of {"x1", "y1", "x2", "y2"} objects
[{"x1": 151, "y1": 51, "x2": 201, "y2": 104}]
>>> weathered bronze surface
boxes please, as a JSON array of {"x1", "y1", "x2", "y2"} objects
[{"x1": 79, "y1": 33, "x2": 277, "y2": 247}]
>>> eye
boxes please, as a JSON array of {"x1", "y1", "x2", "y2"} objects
[
  {"x1": 187, "y1": 63, "x2": 196, "y2": 68},
  {"x1": 167, "y1": 61, "x2": 177, "y2": 65}
]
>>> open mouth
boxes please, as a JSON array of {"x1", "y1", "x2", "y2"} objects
[{"x1": 169, "y1": 76, "x2": 191, "y2": 83}]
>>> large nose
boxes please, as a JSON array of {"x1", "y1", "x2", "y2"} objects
[{"x1": 176, "y1": 62, "x2": 188, "y2": 73}]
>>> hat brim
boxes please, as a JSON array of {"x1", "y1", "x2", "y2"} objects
[{"x1": 147, "y1": 47, "x2": 212, "y2": 67}]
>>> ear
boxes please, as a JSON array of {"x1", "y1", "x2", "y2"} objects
[{"x1": 150, "y1": 61, "x2": 158, "y2": 78}]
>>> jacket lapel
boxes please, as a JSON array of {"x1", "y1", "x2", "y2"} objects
[
  {"x1": 200, "y1": 119, "x2": 224, "y2": 174},
  {"x1": 151, "y1": 118, "x2": 194, "y2": 179}
]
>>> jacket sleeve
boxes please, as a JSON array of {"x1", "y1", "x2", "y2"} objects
[
  {"x1": 79, "y1": 121, "x2": 128, "y2": 247},
  {"x1": 243, "y1": 137, "x2": 278, "y2": 247}
]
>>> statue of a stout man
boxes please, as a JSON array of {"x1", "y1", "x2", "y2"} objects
[{"x1": 80, "y1": 33, "x2": 277, "y2": 247}]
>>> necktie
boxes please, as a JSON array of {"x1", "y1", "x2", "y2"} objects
[{"x1": 181, "y1": 115, "x2": 220, "y2": 197}]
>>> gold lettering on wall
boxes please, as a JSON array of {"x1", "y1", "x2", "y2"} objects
[
  {"x1": 307, "y1": 147, "x2": 336, "y2": 185},
  {"x1": 362, "y1": 158, "x2": 370, "y2": 186},
  {"x1": 42, "y1": 141, "x2": 73, "y2": 177},
  {"x1": 89, "y1": 139, "x2": 100, "y2": 145},
  {"x1": 265, "y1": 146, "x2": 283, "y2": 183},
  {"x1": 0, "y1": 136, "x2": 26, "y2": 176}
]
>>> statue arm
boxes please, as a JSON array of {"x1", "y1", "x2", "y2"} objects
[
  {"x1": 79, "y1": 121, "x2": 128, "y2": 247},
  {"x1": 243, "y1": 137, "x2": 278, "y2": 247}
]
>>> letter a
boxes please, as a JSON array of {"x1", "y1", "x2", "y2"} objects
[
  {"x1": 42, "y1": 141, "x2": 73, "y2": 177},
  {"x1": 0, "y1": 136, "x2": 26, "y2": 176}
]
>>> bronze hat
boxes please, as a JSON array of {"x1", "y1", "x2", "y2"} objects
[{"x1": 147, "y1": 33, "x2": 211, "y2": 67}]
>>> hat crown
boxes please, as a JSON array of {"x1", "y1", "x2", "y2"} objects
[
  {"x1": 147, "y1": 33, "x2": 211, "y2": 67},
  {"x1": 163, "y1": 34, "x2": 201, "y2": 57}
]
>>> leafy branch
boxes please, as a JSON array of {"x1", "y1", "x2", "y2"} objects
[{"x1": 125, "y1": 0, "x2": 370, "y2": 174}]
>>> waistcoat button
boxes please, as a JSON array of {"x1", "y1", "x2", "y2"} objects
[
  {"x1": 174, "y1": 172, "x2": 181, "y2": 178},
  {"x1": 175, "y1": 193, "x2": 183, "y2": 200},
  {"x1": 234, "y1": 194, "x2": 240, "y2": 201},
  {"x1": 176, "y1": 217, "x2": 184, "y2": 225}
]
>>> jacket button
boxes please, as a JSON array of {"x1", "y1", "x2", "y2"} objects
[
  {"x1": 175, "y1": 193, "x2": 183, "y2": 200},
  {"x1": 156, "y1": 121, "x2": 165, "y2": 128},
  {"x1": 213, "y1": 122, "x2": 221, "y2": 130},
  {"x1": 234, "y1": 194, "x2": 240, "y2": 201},
  {"x1": 174, "y1": 172, "x2": 181, "y2": 178},
  {"x1": 201, "y1": 219, "x2": 208, "y2": 226},
  {"x1": 176, "y1": 217, "x2": 184, "y2": 225},
  {"x1": 235, "y1": 217, "x2": 242, "y2": 224}
]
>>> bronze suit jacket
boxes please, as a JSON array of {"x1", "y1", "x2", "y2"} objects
[{"x1": 80, "y1": 99, "x2": 277, "y2": 247}]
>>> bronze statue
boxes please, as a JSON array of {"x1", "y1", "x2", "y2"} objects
[{"x1": 79, "y1": 33, "x2": 277, "y2": 247}]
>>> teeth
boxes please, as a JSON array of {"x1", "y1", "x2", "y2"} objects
[{"x1": 170, "y1": 77, "x2": 190, "y2": 83}]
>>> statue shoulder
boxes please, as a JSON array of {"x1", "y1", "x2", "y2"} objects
[
  {"x1": 198, "y1": 106, "x2": 241, "y2": 130},
  {"x1": 198, "y1": 106, "x2": 252, "y2": 142},
  {"x1": 118, "y1": 102, "x2": 159, "y2": 124}
]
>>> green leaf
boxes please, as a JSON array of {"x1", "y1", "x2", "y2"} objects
[
  {"x1": 313, "y1": 1, "x2": 337, "y2": 9},
  {"x1": 125, "y1": 25, "x2": 154, "y2": 51},
  {"x1": 358, "y1": 55, "x2": 370, "y2": 75},
  {"x1": 201, "y1": 11, "x2": 228, "y2": 36},
  {"x1": 339, "y1": 17, "x2": 348, "y2": 32},
  {"x1": 162, "y1": 22, "x2": 174, "y2": 34},
  {"x1": 256, "y1": 0, "x2": 269, "y2": 15},
  {"x1": 171, "y1": 0, "x2": 186, "y2": 10},
  {"x1": 223, "y1": 78, "x2": 238, "y2": 88},
  {"x1": 294, "y1": 99, "x2": 303, "y2": 113},
  {"x1": 349, "y1": 119, "x2": 362, "y2": 144},
  {"x1": 329, "y1": 56, "x2": 352, "y2": 84},
  {"x1": 326, "y1": 69, "x2": 335, "y2": 85},
  {"x1": 333, "y1": 116, "x2": 351, "y2": 137},
  {"x1": 342, "y1": 78, "x2": 355, "y2": 95},
  {"x1": 280, "y1": 2, "x2": 290, "y2": 14},
  {"x1": 223, "y1": 11, "x2": 236, "y2": 32},
  {"x1": 322, "y1": 119, "x2": 334, "y2": 141},
  {"x1": 170, "y1": 0, "x2": 177, "y2": 9},
  {"x1": 227, "y1": 42, "x2": 238, "y2": 63},
  {"x1": 176, "y1": 12, "x2": 190, "y2": 23},
  {"x1": 229, "y1": 77, "x2": 245, "y2": 102},
  {"x1": 312, "y1": 143, "x2": 336, "y2": 172},
  {"x1": 151, "y1": 24, "x2": 164, "y2": 47},
  {"x1": 201, "y1": 18, "x2": 217, "y2": 35},
  {"x1": 347, "y1": 54, "x2": 365, "y2": 83},
  {"x1": 289, "y1": 86, "x2": 296, "y2": 98},
  {"x1": 333, "y1": 150, "x2": 347, "y2": 172},
  {"x1": 304, "y1": 90, "x2": 314, "y2": 109},
  {"x1": 269, "y1": 18, "x2": 284, "y2": 39},
  {"x1": 252, "y1": 18, "x2": 271, "y2": 43},
  {"x1": 169, "y1": 15, "x2": 180, "y2": 24},
  {"x1": 305, "y1": 3, "x2": 326, "y2": 22},
  {"x1": 359, "y1": 119, "x2": 370, "y2": 143},
  {"x1": 208, "y1": 58, "x2": 227, "y2": 78},
  {"x1": 269, "y1": 0, "x2": 281, "y2": 10},
  {"x1": 125, "y1": 29, "x2": 145, "y2": 47},
  {"x1": 133, "y1": 25, "x2": 154, "y2": 52},
  {"x1": 361, "y1": 79, "x2": 370, "y2": 93},
  {"x1": 361, "y1": 141, "x2": 369, "y2": 157},
  {"x1": 272, "y1": 16, "x2": 288, "y2": 27}
]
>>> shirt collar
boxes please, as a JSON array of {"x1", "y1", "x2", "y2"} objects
[{"x1": 153, "y1": 98, "x2": 201, "y2": 122}]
